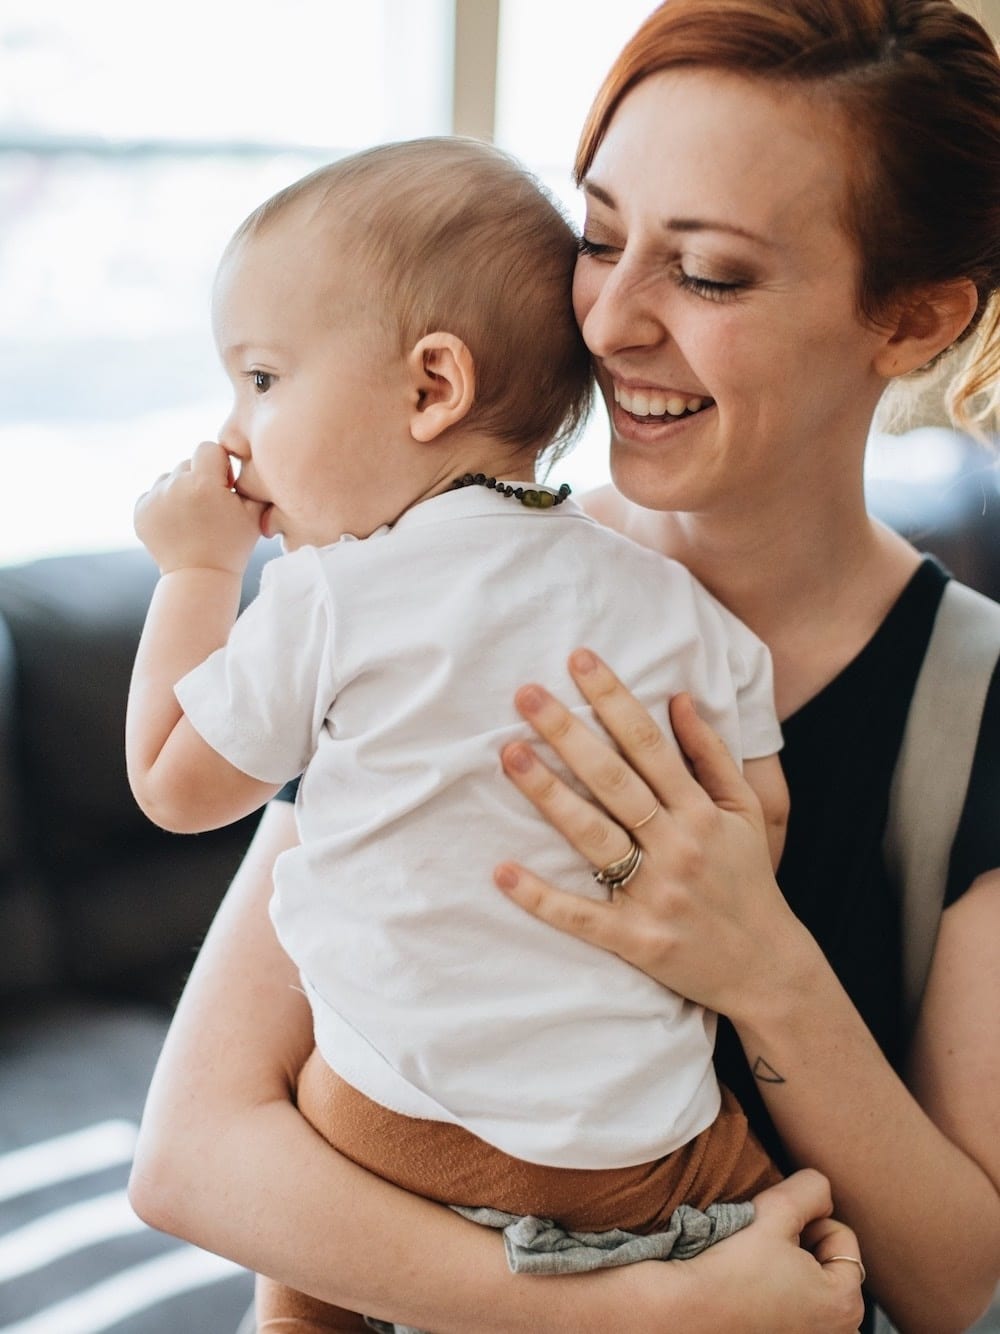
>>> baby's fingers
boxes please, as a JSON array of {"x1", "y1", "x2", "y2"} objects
[{"x1": 190, "y1": 439, "x2": 233, "y2": 482}]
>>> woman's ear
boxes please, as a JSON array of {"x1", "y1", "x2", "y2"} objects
[
  {"x1": 407, "y1": 333, "x2": 476, "y2": 443},
  {"x1": 872, "y1": 278, "x2": 978, "y2": 379}
]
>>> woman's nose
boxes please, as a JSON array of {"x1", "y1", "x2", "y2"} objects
[{"x1": 576, "y1": 260, "x2": 664, "y2": 360}]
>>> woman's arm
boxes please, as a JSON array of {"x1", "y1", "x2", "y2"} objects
[
  {"x1": 129, "y1": 801, "x2": 865, "y2": 1334},
  {"x1": 495, "y1": 656, "x2": 1000, "y2": 1333}
]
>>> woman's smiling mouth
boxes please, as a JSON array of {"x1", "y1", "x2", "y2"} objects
[{"x1": 613, "y1": 383, "x2": 715, "y2": 420}]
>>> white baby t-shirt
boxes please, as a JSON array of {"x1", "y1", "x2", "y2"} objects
[{"x1": 177, "y1": 486, "x2": 782, "y2": 1169}]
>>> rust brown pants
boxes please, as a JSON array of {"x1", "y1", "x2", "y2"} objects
[{"x1": 257, "y1": 1049, "x2": 780, "y2": 1331}]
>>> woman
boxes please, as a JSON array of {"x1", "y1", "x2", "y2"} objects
[{"x1": 128, "y1": 1, "x2": 1000, "y2": 1330}]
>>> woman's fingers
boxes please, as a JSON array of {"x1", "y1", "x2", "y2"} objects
[
  {"x1": 500, "y1": 742, "x2": 639, "y2": 873},
  {"x1": 564, "y1": 649, "x2": 699, "y2": 802},
  {"x1": 753, "y1": 1167, "x2": 833, "y2": 1235},
  {"x1": 758, "y1": 1172, "x2": 866, "y2": 1304},
  {"x1": 669, "y1": 692, "x2": 749, "y2": 810},
  {"x1": 750, "y1": 1172, "x2": 866, "y2": 1330},
  {"x1": 494, "y1": 861, "x2": 623, "y2": 953},
  {"x1": 801, "y1": 1210, "x2": 866, "y2": 1288},
  {"x1": 512, "y1": 655, "x2": 690, "y2": 829},
  {"x1": 756, "y1": 1172, "x2": 865, "y2": 1287}
]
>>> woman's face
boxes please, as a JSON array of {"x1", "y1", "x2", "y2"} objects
[{"x1": 573, "y1": 69, "x2": 891, "y2": 516}]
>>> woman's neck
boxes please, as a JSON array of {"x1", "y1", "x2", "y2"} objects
[{"x1": 592, "y1": 482, "x2": 921, "y2": 719}]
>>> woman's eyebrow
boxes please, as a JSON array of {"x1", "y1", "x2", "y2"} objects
[
  {"x1": 581, "y1": 180, "x2": 618, "y2": 210},
  {"x1": 582, "y1": 179, "x2": 774, "y2": 249},
  {"x1": 665, "y1": 217, "x2": 776, "y2": 249}
]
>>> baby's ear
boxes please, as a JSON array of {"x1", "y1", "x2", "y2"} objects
[{"x1": 407, "y1": 332, "x2": 476, "y2": 442}]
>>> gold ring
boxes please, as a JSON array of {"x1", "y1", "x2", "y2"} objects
[
  {"x1": 628, "y1": 802, "x2": 661, "y2": 832},
  {"x1": 826, "y1": 1255, "x2": 866, "y2": 1286},
  {"x1": 593, "y1": 839, "x2": 642, "y2": 891}
]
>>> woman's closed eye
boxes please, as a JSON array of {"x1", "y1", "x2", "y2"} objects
[
  {"x1": 580, "y1": 235, "x2": 748, "y2": 302},
  {"x1": 674, "y1": 269, "x2": 747, "y2": 302},
  {"x1": 578, "y1": 235, "x2": 621, "y2": 262}
]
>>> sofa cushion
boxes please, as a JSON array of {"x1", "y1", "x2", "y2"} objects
[
  {"x1": 0, "y1": 545, "x2": 275, "y2": 870},
  {"x1": 0, "y1": 605, "x2": 62, "y2": 992},
  {"x1": 0, "y1": 543, "x2": 276, "y2": 997}
]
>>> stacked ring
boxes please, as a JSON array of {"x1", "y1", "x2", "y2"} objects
[{"x1": 593, "y1": 839, "x2": 643, "y2": 891}]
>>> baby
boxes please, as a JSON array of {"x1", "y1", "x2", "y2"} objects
[{"x1": 127, "y1": 137, "x2": 785, "y2": 1333}]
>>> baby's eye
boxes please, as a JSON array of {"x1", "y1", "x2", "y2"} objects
[{"x1": 251, "y1": 370, "x2": 274, "y2": 393}]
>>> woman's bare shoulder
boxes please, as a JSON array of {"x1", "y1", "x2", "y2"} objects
[
  {"x1": 580, "y1": 483, "x2": 628, "y2": 528},
  {"x1": 581, "y1": 485, "x2": 669, "y2": 553}
]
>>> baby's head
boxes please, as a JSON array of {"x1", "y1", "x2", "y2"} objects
[{"x1": 214, "y1": 138, "x2": 592, "y2": 546}]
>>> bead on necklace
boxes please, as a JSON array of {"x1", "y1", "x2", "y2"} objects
[{"x1": 449, "y1": 473, "x2": 572, "y2": 509}]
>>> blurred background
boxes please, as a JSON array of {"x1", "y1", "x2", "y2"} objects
[
  {"x1": 0, "y1": 0, "x2": 658, "y2": 566},
  {"x1": 3, "y1": 0, "x2": 997, "y2": 568}
]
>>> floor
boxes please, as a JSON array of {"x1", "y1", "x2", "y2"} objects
[{"x1": 0, "y1": 999, "x2": 254, "y2": 1334}]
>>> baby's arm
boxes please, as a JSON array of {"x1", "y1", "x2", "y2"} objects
[
  {"x1": 743, "y1": 754, "x2": 789, "y2": 870},
  {"x1": 126, "y1": 441, "x2": 278, "y2": 833}
]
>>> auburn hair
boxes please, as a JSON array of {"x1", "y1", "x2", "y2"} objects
[{"x1": 576, "y1": 0, "x2": 1000, "y2": 437}]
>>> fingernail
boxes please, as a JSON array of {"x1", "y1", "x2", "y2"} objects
[
  {"x1": 517, "y1": 685, "x2": 545, "y2": 714},
  {"x1": 570, "y1": 648, "x2": 597, "y2": 674},
  {"x1": 504, "y1": 744, "x2": 534, "y2": 773},
  {"x1": 494, "y1": 865, "x2": 519, "y2": 891}
]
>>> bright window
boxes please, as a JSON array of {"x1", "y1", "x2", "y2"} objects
[
  {"x1": 495, "y1": 2, "x2": 660, "y2": 498},
  {"x1": 6, "y1": 1, "x2": 977, "y2": 565},
  {"x1": 3, "y1": 1, "x2": 658, "y2": 564},
  {"x1": 0, "y1": 0, "x2": 451, "y2": 563}
]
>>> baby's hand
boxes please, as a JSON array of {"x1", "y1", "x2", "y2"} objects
[{"x1": 135, "y1": 440, "x2": 265, "y2": 575}]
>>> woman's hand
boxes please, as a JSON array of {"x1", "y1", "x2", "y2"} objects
[
  {"x1": 495, "y1": 648, "x2": 814, "y2": 1023},
  {"x1": 663, "y1": 1169, "x2": 866, "y2": 1333}
]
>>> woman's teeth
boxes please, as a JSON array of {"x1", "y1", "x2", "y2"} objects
[{"x1": 614, "y1": 385, "x2": 712, "y2": 419}]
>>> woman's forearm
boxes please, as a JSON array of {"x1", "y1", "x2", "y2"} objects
[
  {"x1": 133, "y1": 1085, "x2": 858, "y2": 1334},
  {"x1": 733, "y1": 916, "x2": 1000, "y2": 1333}
]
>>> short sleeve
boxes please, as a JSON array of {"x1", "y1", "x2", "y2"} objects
[
  {"x1": 701, "y1": 593, "x2": 783, "y2": 761},
  {"x1": 175, "y1": 547, "x2": 336, "y2": 784}
]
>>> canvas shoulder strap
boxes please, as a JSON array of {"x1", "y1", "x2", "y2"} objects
[{"x1": 884, "y1": 578, "x2": 1000, "y2": 1033}]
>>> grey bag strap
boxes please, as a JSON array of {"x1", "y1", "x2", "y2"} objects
[
  {"x1": 875, "y1": 581, "x2": 1000, "y2": 1334},
  {"x1": 884, "y1": 578, "x2": 1000, "y2": 1034}
]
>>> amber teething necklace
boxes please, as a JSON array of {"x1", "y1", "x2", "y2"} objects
[{"x1": 449, "y1": 472, "x2": 572, "y2": 509}]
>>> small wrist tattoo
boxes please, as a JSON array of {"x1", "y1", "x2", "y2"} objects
[{"x1": 752, "y1": 1056, "x2": 786, "y2": 1085}]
